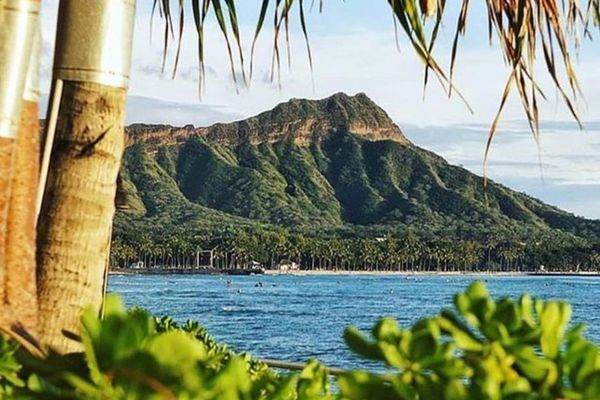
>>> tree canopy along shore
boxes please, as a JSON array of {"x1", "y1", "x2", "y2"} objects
[{"x1": 0, "y1": 0, "x2": 599, "y2": 369}]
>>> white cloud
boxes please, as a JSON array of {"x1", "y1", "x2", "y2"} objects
[
  {"x1": 123, "y1": 95, "x2": 241, "y2": 125},
  {"x1": 404, "y1": 121, "x2": 600, "y2": 218}
]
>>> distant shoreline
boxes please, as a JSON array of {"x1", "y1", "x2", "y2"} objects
[
  {"x1": 109, "y1": 269, "x2": 600, "y2": 277},
  {"x1": 263, "y1": 270, "x2": 600, "y2": 277}
]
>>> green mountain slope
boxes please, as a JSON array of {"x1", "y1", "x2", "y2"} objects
[{"x1": 115, "y1": 93, "x2": 600, "y2": 240}]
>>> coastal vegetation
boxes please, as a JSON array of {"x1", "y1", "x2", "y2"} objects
[
  {"x1": 111, "y1": 226, "x2": 600, "y2": 273},
  {"x1": 1, "y1": 283, "x2": 598, "y2": 399}
]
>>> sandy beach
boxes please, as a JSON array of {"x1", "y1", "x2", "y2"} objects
[
  {"x1": 108, "y1": 268, "x2": 600, "y2": 277},
  {"x1": 257, "y1": 270, "x2": 600, "y2": 277}
]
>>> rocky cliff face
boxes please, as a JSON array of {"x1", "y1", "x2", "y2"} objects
[
  {"x1": 125, "y1": 92, "x2": 409, "y2": 149},
  {"x1": 117, "y1": 92, "x2": 600, "y2": 239}
]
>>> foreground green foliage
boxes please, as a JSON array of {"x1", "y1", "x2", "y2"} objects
[
  {"x1": 1, "y1": 296, "x2": 332, "y2": 399},
  {"x1": 0, "y1": 283, "x2": 598, "y2": 399},
  {"x1": 342, "y1": 282, "x2": 600, "y2": 399}
]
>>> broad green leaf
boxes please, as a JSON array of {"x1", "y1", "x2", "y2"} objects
[
  {"x1": 494, "y1": 299, "x2": 521, "y2": 333},
  {"x1": 152, "y1": 330, "x2": 204, "y2": 357},
  {"x1": 437, "y1": 311, "x2": 483, "y2": 352},
  {"x1": 465, "y1": 281, "x2": 489, "y2": 301},
  {"x1": 379, "y1": 340, "x2": 409, "y2": 369},
  {"x1": 514, "y1": 346, "x2": 558, "y2": 384},
  {"x1": 444, "y1": 379, "x2": 468, "y2": 400},
  {"x1": 519, "y1": 295, "x2": 535, "y2": 328},
  {"x1": 373, "y1": 317, "x2": 402, "y2": 341},
  {"x1": 337, "y1": 371, "x2": 398, "y2": 400},
  {"x1": 409, "y1": 330, "x2": 437, "y2": 363},
  {"x1": 502, "y1": 376, "x2": 531, "y2": 396},
  {"x1": 343, "y1": 326, "x2": 382, "y2": 360},
  {"x1": 298, "y1": 359, "x2": 330, "y2": 399},
  {"x1": 583, "y1": 371, "x2": 600, "y2": 399},
  {"x1": 540, "y1": 302, "x2": 571, "y2": 359}
]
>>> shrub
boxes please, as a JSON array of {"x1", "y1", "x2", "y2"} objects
[
  {"x1": 341, "y1": 281, "x2": 600, "y2": 399},
  {"x1": 0, "y1": 282, "x2": 598, "y2": 399}
]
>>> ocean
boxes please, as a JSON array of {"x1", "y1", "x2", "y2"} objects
[{"x1": 108, "y1": 274, "x2": 600, "y2": 369}]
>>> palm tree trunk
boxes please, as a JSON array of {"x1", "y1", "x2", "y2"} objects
[
  {"x1": 0, "y1": 0, "x2": 40, "y2": 328},
  {"x1": 5, "y1": 101, "x2": 39, "y2": 331},
  {"x1": 37, "y1": 81, "x2": 126, "y2": 352},
  {"x1": 0, "y1": 138, "x2": 16, "y2": 305}
]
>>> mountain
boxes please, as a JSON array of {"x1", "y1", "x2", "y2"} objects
[{"x1": 115, "y1": 92, "x2": 600, "y2": 241}]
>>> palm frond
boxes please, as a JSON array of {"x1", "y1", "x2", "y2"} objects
[
  {"x1": 478, "y1": 0, "x2": 591, "y2": 166},
  {"x1": 154, "y1": 0, "x2": 597, "y2": 167},
  {"x1": 171, "y1": 0, "x2": 185, "y2": 79},
  {"x1": 249, "y1": 0, "x2": 271, "y2": 81},
  {"x1": 160, "y1": 0, "x2": 316, "y2": 93}
]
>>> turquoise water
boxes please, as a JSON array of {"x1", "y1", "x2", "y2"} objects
[{"x1": 108, "y1": 274, "x2": 600, "y2": 369}]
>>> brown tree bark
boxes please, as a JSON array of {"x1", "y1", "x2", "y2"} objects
[
  {"x1": 0, "y1": 138, "x2": 16, "y2": 304},
  {"x1": 4, "y1": 101, "x2": 39, "y2": 332},
  {"x1": 37, "y1": 81, "x2": 126, "y2": 352}
]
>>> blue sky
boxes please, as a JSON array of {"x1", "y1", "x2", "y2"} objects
[{"x1": 40, "y1": 1, "x2": 600, "y2": 218}]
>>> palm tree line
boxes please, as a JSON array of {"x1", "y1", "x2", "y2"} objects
[{"x1": 110, "y1": 227, "x2": 600, "y2": 273}]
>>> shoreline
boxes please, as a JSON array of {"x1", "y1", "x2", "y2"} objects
[
  {"x1": 263, "y1": 270, "x2": 600, "y2": 277},
  {"x1": 109, "y1": 269, "x2": 600, "y2": 277}
]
